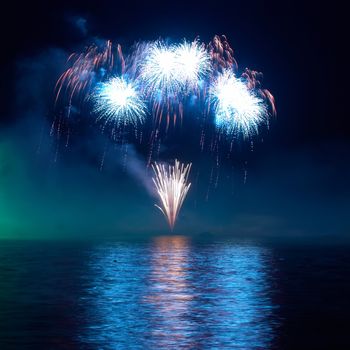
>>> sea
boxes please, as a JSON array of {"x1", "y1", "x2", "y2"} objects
[{"x1": 0, "y1": 236, "x2": 349, "y2": 349}]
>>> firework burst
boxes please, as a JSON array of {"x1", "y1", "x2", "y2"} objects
[
  {"x1": 210, "y1": 69, "x2": 268, "y2": 137},
  {"x1": 138, "y1": 41, "x2": 183, "y2": 127},
  {"x1": 139, "y1": 41, "x2": 181, "y2": 95},
  {"x1": 175, "y1": 40, "x2": 211, "y2": 90},
  {"x1": 152, "y1": 160, "x2": 192, "y2": 230},
  {"x1": 93, "y1": 76, "x2": 147, "y2": 132},
  {"x1": 138, "y1": 40, "x2": 211, "y2": 127}
]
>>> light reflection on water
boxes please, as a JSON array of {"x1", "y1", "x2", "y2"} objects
[{"x1": 80, "y1": 236, "x2": 278, "y2": 349}]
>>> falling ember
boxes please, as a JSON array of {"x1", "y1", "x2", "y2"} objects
[
  {"x1": 208, "y1": 35, "x2": 237, "y2": 72},
  {"x1": 152, "y1": 160, "x2": 192, "y2": 230}
]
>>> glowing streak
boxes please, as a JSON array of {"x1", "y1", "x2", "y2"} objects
[
  {"x1": 152, "y1": 160, "x2": 192, "y2": 230},
  {"x1": 210, "y1": 69, "x2": 267, "y2": 137},
  {"x1": 93, "y1": 77, "x2": 147, "y2": 128}
]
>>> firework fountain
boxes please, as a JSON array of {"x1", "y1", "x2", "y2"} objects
[{"x1": 152, "y1": 160, "x2": 192, "y2": 229}]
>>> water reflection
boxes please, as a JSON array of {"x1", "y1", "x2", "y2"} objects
[
  {"x1": 80, "y1": 237, "x2": 278, "y2": 349},
  {"x1": 145, "y1": 236, "x2": 193, "y2": 347}
]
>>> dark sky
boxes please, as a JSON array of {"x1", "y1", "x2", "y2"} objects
[{"x1": 0, "y1": 0, "x2": 348, "y2": 240}]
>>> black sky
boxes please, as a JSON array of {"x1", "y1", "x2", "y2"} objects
[{"x1": 0, "y1": 0, "x2": 348, "y2": 239}]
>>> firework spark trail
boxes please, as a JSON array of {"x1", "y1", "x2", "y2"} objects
[
  {"x1": 55, "y1": 40, "x2": 114, "y2": 106},
  {"x1": 152, "y1": 160, "x2": 192, "y2": 230},
  {"x1": 51, "y1": 40, "x2": 116, "y2": 144}
]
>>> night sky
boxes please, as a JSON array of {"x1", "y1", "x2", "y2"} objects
[{"x1": 0, "y1": 0, "x2": 348, "y2": 240}]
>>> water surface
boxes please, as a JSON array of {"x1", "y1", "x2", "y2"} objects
[{"x1": 0, "y1": 236, "x2": 349, "y2": 349}]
